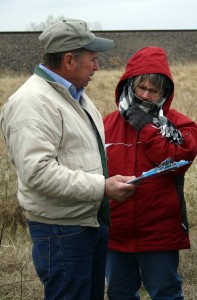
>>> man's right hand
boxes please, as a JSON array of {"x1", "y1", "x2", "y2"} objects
[{"x1": 104, "y1": 175, "x2": 137, "y2": 202}]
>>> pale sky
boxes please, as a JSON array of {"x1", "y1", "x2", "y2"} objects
[{"x1": 0, "y1": 0, "x2": 197, "y2": 31}]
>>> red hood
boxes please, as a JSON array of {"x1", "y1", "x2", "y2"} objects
[{"x1": 115, "y1": 46, "x2": 174, "y2": 114}]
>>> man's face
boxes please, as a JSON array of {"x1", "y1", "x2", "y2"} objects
[{"x1": 68, "y1": 51, "x2": 99, "y2": 89}]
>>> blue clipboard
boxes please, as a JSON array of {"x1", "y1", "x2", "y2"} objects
[{"x1": 127, "y1": 157, "x2": 191, "y2": 184}]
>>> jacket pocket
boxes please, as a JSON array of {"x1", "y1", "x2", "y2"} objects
[{"x1": 59, "y1": 150, "x2": 102, "y2": 173}]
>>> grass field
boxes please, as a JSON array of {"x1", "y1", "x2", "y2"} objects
[{"x1": 0, "y1": 65, "x2": 197, "y2": 299}]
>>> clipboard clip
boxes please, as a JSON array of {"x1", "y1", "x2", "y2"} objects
[{"x1": 157, "y1": 157, "x2": 176, "y2": 170}]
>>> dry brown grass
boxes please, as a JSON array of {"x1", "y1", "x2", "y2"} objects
[{"x1": 0, "y1": 65, "x2": 197, "y2": 299}]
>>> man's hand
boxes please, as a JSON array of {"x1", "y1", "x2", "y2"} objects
[{"x1": 104, "y1": 175, "x2": 136, "y2": 202}]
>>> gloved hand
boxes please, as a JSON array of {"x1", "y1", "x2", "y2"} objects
[
  {"x1": 158, "y1": 114, "x2": 184, "y2": 144},
  {"x1": 126, "y1": 104, "x2": 153, "y2": 132}
]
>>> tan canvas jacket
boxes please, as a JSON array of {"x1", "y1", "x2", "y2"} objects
[{"x1": 0, "y1": 72, "x2": 106, "y2": 226}]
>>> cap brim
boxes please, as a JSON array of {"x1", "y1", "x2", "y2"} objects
[{"x1": 83, "y1": 37, "x2": 113, "y2": 52}]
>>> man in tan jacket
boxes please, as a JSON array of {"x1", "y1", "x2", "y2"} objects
[{"x1": 0, "y1": 19, "x2": 135, "y2": 300}]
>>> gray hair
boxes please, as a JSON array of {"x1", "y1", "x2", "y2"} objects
[
  {"x1": 132, "y1": 74, "x2": 170, "y2": 97},
  {"x1": 41, "y1": 48, "x2": 88, "y2": 69}
]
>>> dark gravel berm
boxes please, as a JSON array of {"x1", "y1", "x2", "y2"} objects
[{"x1": 0, "y1": 30, "x2": 197, "y2": 74}]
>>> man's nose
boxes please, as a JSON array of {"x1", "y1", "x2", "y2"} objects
[{"x1": 93, "y1": 61, "x2": 99, "y2": 71}]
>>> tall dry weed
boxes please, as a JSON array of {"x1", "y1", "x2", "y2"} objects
[{"x1": 0, "y1": 65, "x2": 197, "y2": 299}]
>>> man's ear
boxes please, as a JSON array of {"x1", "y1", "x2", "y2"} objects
[{"x1": 63, "y1": 53, "x2": 76, "y2": 70}]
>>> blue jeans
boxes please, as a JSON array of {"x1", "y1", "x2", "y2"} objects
[
  {"x1": 106, "y1": 250, "x2": 184, "y2": 300},
  {"x1": 27, "y1": 220, "x2": 109, "y2": 300}
]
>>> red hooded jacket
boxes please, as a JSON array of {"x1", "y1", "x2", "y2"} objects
[{"x1": 104, "y1": 46, "x2": 197, "y2": 252}]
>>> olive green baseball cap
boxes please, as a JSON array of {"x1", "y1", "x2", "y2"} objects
[{"x1": 39, "y1": 19, "x2": 113, "y2": 53}]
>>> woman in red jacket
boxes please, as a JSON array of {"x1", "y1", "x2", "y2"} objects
[{"x1": 104, "y1": 46, "x2": 197, "y2": 300}]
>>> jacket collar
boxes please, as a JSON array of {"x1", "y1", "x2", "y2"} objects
[{"x1": 34, "y1": 65, "x2": 56, "y2": 82}]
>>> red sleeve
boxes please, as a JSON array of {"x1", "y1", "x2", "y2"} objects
[{"x1": 139, "y1": 109, "x2": 197, "y2": 172}]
